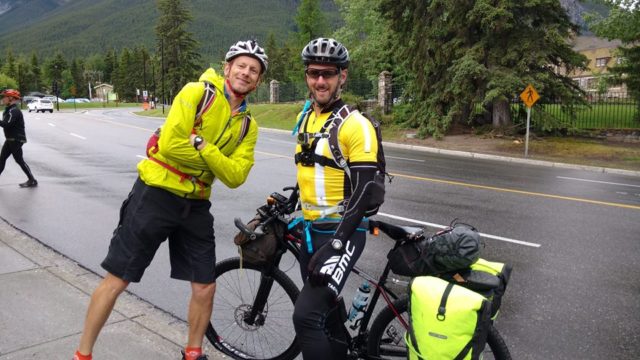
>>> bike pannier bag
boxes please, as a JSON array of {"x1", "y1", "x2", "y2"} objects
[
  {"x1": 470, "y1": 258, "x2": 513, "y2": 320},
  {"x1": 233, "y1": 216, "x2": 280, "y2": 264},
  {"x1": 405, "y1": 276, "x2": 491, "y2": 360}
]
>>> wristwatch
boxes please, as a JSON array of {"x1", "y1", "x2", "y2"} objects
[
  {"x1": 331, "y1": 238, "x2": 343, "y2": 251},
  {"x1": 193, "y1": 135, "x2": 204, "y2": 150}
]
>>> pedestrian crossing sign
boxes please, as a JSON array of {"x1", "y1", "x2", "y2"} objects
[{"x1": 520, "y1": 84, "x2": 540, "y2": 108}]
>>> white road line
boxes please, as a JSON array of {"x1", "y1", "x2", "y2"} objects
[
  {"x1": 48, "y1": 123, "x2": 56, "y2": 127},
  {"x1": 386, "y1": 155, "x2": 425, "y2": 162},
  {"x1": 557, "y1": 176, "x2": 640, "y2": 188},
  {"x1": 69, "y1": 133, "x2": 86, "y2": 140},
  {"x1": 377, "y1": 212, "x2": 541, "y2": 248},
  {"x1": 266, "y1": 138, "x2": 295, "y2": 145},
  {"x1": 136, "y1": 155, "x2": 147, "y2": 159}
]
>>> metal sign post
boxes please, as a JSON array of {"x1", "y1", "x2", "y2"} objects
[{"x1": 519, "y1": 84, "x2": 540, "y2": 158}]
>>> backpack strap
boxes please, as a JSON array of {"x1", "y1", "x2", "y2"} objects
[
  {"x1": 194, "y1": 81, "x2": 216, "y2": 129},
  {"x1": 237, "y1": 115, "x2": 251, "y2": 145},
  {"x1": 327, "y1": 104, "x2": 356, "y2": 178}
]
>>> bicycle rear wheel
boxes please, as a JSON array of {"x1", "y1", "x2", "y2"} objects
[
  {"x1": 206, "y1": 257, "x2": 301, "y2": 360},
  {"x1": 367, "y1": 297, "x2": 511, "y2": 359}
]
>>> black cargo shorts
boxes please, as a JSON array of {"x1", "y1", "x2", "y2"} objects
[{"x1": 101, "y1": 178, "x2": 216, "y2": 283}]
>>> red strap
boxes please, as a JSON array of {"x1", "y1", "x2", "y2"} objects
[{"x1": 148, "y1": 157, "x2": 209, "y2": 193}]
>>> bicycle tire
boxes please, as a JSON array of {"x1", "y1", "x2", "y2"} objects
[
  {"x1": 367, "y1": 297, "x2": 511, "y2": 360},
  {"x1": 206, "y1": 257, "x2": 301, "y2": 360}
]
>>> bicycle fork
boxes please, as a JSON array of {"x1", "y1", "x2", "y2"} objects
[{"x1": 243, "y1": 269, "x2": 277, "y2": 326}]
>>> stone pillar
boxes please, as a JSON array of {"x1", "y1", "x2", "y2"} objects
[
  {"x1": 378, "y1": 71, "x2": 392, "y2": 114},
  {"x1": 270, "y1": 80, "x2": 280, "y2": 104}
]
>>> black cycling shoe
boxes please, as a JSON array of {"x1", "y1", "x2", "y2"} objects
[
  {"x1": 19, "y1": 179, "x2": 38, "y2": 188},
  {"x1": 181, "y1": 350, "x2": 208, "y2": 360}
]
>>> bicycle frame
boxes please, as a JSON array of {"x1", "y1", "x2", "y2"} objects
[{"x1": 234, "y1": 190, "x2": 417, "y2": 359}]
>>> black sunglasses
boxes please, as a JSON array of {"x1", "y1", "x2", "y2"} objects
[{"x1": 305, "y1": 68, "x2": 340, "y2": 79}]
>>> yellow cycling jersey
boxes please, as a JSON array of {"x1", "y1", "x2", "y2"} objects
[
  {"x1": 138, "y1": 68, "x2": 258, "y2": 199},
  {"x1": 295, "y1": 105, "x2": 378, "y2": 220}
]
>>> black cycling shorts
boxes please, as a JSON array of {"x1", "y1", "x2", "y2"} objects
[{"x1": 101, "y1": 178, "x2": 216, "y2": 283}]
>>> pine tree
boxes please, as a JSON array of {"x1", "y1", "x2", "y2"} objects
[
  {"x1": 333, "y1": 0, "x2": 398, "y2": 82},
  {"x1": 295, "y1": 0, "x2": 329, "y2": 45},
  {"x1": 30, "y1": 53, "x2": 41, "y2": 91},
  {"x1": 155, "y1": 0, "x2": 202, "y2": 103},
  {"x1": 380, "y1": 0, "x2": 587, "y2": 137}
]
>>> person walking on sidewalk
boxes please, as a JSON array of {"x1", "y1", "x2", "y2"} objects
[
  {"x1": 0, "y1": 89, "x2": 38, "y2": 188},
  {"x1": 72, "y1": 40, "x2": 268, "y2": 360}
]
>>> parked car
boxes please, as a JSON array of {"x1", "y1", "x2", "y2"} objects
[
  {"x1": 65, "y1": 98, "x2": 90, "y2": 103},
  {"x1": 22, "y1": 96, "x2": 39, "y2": 104},
  {"x1": 43, "y1": 96, "x2": 65, "y2": 103},
  {"x1": 27, "y1": 99, "x2": 54, "y2": 113}
]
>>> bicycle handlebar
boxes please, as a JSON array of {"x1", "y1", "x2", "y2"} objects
[{"x1": 234, "y1": 217, "x2": 258, "y2": 241}]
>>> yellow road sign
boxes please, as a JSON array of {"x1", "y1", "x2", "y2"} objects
[{"x1": 520, "y1": 84, "x2": 540, "y2": 108}]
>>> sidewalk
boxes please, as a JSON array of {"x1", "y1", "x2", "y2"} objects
[{"x1": 0, "y1": 219, "x2": 224, "y2": 360}]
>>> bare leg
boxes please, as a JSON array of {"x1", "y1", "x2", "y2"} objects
[
  {"x1": 186, "y1": 282, "x2": 216, "y2": 347},
  {"x1": 77, "y1": 273, "x2": 129, "y2": 354}
]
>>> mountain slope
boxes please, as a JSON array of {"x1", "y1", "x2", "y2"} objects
[
  {"x1": 0, "y1": 0, "x2": 607, "y2": 60},
  {"x1": 0, "y1": 0, "x2": 338, "y2": 59}
]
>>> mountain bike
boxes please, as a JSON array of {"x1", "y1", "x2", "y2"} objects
[{"x1": 206, "y1": 187, "x2": 511, "y2": 359}]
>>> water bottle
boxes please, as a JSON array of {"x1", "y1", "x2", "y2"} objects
[{"x1": 348, "y1": 281, "x2": 371, "y2": 329}]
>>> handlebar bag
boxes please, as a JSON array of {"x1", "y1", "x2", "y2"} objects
[
  {"x1": 405, "y1": 276, "x2": 491, "y2": 360},
  {"x1": 233, "y1": 216, "x2": 281, "y2": 264}
]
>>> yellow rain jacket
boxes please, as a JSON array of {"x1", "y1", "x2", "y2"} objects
[{"x1": 138, "y1": 68, "x2": 258, "y2": 199}]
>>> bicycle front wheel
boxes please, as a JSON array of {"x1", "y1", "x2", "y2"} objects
[
  {"x1": 367, "y1": 297, "x2": 511, "y2": 360},
  {"x1": 206, "y1": 257, "x2": 301, "y2": 360}
]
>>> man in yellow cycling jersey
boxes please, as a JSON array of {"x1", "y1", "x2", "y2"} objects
[
  {"x1": 73, "y1": 40, "x2": 267, "y2": 360},
  {"x1": 292, "y1": 38, "x2": 383, "y2": 360}
]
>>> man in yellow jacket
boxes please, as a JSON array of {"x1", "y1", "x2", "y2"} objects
[{"x1": 73, "y1": 40, "x2": 267, "y2": 360}]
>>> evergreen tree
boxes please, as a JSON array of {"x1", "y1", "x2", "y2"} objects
[
  {"x1": 2, "y1": 49, "x2": 17, "y2": 79},
  {"x1": 70, "y1": 59, "x2": 87, "y2": 98},
  {"x1": 380, "y1": 0, "x2": 587, "y2": 137},
  {"x1": 15, "y1": 58, "x2": 28, "y2": 94},
  {"x1": 104, "y1": 48, "x2": 117, "y2": 84},
  {"x1": 264, "y1": 32, "x2": 288, "y2": 82},
  {"x1": 0, "y1": 73, "x2": 18, "y2": 90},
  {"x1": 587, "y1": 0, "x2": 640, "y2": 113},
  {"x1": 30, "y1": 53, "x2": 41, "y2": 91},
  {"x1": 333, "y1": 0, "x2": 397, "y2": 82},
  {"x1": 155, "y1": 0, "x2": 202, "y2": 103},
  {"x1": 114, "y1": 48, "x2": 137, "y2": 101},
  {"x1": 295, "y1": 0, "x2": 329, "y2": 44},
  {"x1": 46, "y1": 52, "x2": 68, "y2": 96}
]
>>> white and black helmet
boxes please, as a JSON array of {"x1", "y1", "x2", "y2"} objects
[
  {"x1": 301, "y1": 38, "x2": 349, "y2": 69},
  {"x1": 225, "y1": 40, "x2": 268, "y2": 74}
]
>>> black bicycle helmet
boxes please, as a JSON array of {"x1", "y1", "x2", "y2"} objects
[
  {"x1": 225, "y1": 40, "x2": 269, "y2": 74},
  {"x1": 301, "y1": 38, "x2": 349, "y2": 69}
]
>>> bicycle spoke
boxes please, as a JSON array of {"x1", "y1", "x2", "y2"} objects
[{"x1": 209, "y1": 260, "x2": 299, "y2": 359}]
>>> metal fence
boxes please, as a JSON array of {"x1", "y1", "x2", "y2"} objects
[
  {"x1": 247, "y1": 79, "x2": 382, "y2": 104},
  {"x1": 248, "y1": 79, "x2": 639, "y2": 130},
  {"x1": 511, "y1": 92, "x2": 640, "y2": 130}
]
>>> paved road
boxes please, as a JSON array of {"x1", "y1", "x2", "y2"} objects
[{"x1": 0, "y1": 108, "x2": 638, "y2": 359}]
